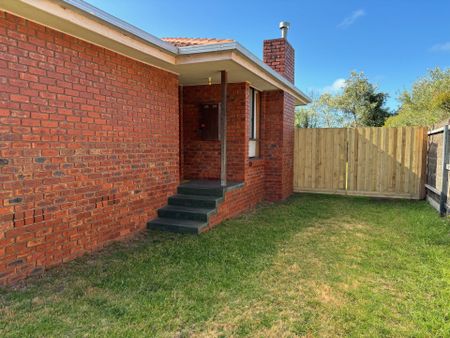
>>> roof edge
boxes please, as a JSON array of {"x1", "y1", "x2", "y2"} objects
[
  {"x1": 59, "y1": 0, "x2": 179, "y2": 54},
  {"x1": 178, "y1": 43, "x2": 311, "y2": 104},
  {"x1": 1, "y1": 0, "x2": 311, "y2": 104}
]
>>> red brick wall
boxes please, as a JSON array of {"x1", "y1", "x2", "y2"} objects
[
  {"x1": 260, "y1": 90, "x2": 296, "y2": 201},
  {"x1": 182, "y1": 85, "x2": 220, "y2": 179},
  {"x1": 0, "y1": 12, "x2": 179, "y2": 285},
  {"x1": 179, "y1": 88, "x2": 184, "y2": 181},
  {"x1": 182, "y1": 83, "x2": 247, "y2": 182},
  {"x1": 281, "y1": 93, "x2": 295, "y2": 199},
  {"x1": 262, "y1": 90, "x2": 284, "y2": 201},
  {"x1": 263, "y1": 38, "x2": 295, "y2": 84}
]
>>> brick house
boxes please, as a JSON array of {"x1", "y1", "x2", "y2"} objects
[{"x1": 0, "y1": 0, "x2": 310, "y2": 285}]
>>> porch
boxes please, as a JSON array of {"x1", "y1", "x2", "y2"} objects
[
  {"x1": 180, "y1": 74, "x2": 246, "y2": 185},
  {"x1": 150, "y1": 65, "x2": 296, "y2": 233}
]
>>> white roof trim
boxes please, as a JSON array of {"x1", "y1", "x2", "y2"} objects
[
  {"x1": 0, "y1": 0, "x2": 311, "y2": 104},
  {"x1": 59, "y1": 0, "x2": 179, "y2": 54},
  {"x1": 178, "y1": 42, "x2": 311, "y2": 104}
]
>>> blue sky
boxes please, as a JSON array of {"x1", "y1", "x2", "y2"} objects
[{"x1": 85, "y1": 0, "x2": 450, "y2": 110}]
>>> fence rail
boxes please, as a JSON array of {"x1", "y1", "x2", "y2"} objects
[{"x1": 294, "y1": 127, "x2": 428, "y2": 199}]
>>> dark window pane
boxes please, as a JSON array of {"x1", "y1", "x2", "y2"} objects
[
  {"x1": 250, "y1": 88, "x2": 255, "y2": 138},
  {"x1": 199, "y1": 103, "x2": 219, "y2": 140}
]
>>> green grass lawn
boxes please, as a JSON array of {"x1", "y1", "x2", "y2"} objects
[{"x1": 1, "y1": 194, "x2": 449, "y2": 337}]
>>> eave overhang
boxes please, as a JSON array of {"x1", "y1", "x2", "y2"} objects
[{"x1": 0, "y1": 0, "x2": 311, "y2": 105}]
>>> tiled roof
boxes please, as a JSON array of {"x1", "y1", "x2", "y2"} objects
[{"x1": 161, "y1": 37, "x2": 234, "y2": 47}]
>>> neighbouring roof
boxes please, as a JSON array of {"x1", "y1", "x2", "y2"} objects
[{"x1": 162, "y1": 37, "x2": 234, "y2": 47}]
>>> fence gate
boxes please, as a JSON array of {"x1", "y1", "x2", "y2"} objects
[
  {"x1": 426, "y1": 125, "x2": 450, "y2": 215},
  {"x1": 294, "y1": 127, "x2": 428, "y2": 199}
]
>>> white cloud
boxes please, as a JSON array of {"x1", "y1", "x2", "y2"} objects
[
  {"x1": 430, "y1": 42, "x2": 450, "y2": 52},
  {"x1": 337, "y1": 9, "x2": 366, "y2": 28},
  {"x1": 323, "y1": 78, "x2": 346, "y2": 93},
  {"x1": 306, "y1": 78, "x2": 347, "y2": 96}
]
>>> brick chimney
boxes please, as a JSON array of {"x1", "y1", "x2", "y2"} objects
[
  {"x1": 263, "y1": 22, "x2": 295, "y2": 83},
  {"x1": 261, "y1": 22, "x2": 297, "y2": 202}
]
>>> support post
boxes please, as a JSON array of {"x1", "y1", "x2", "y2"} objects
[
  {"x1": 220, "y1": 70, "x2": 227, "y2": 187},
  {"x1": 440, "y1": 125, "x2": 449, "y2": 216}
]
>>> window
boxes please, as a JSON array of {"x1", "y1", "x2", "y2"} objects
[
  {"x1": 249, "y1": 88, "x2": 260, "y2": 157},
  {"x1": 199, "y1": 103, "x2": 219, "y2": 140}
]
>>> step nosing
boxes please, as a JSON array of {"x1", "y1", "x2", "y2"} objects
[
  {"x1": 160, "y1": 206, "x2": 215, "y2": 213},
  {"x1": 171, "y1": 194, "x2": 223, "y2": 200},
  {"x1": 149, "y1": 217, "x2": 207, "y2": 227}
]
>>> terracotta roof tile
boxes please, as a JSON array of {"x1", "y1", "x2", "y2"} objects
[{"x1": 161, "y1": 37, "x2": 234, "y2": 47}]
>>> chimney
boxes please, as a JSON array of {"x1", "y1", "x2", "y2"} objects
[{"x1": 263, "y1": 21, "x2": 295, "y2": 84}]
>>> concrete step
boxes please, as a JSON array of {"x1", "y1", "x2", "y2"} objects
[
  {"x1": 168, "y1": 194, "x2": 224, "y2": 208},
  {"x1": 177, "y1": 185, "x2": 224, "y2": 197},
  {"x1": 157, "y1": 205, "x2": 216, "y2": 222},
  {"x1": 147, "y1": 217, "x2": 208, "y2": 234}
]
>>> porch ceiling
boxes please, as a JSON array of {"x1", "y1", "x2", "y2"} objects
[
  {"x1": 176, "y1": 58, "x2": 278, "y2": 92},
  {"x1": 175, "y1": 47, "x2": 308, "y2": 104}
]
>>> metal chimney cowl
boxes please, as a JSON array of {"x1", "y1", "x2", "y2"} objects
[{"x1": 279, "y1": 21, "x2": 290, "y2": 39}]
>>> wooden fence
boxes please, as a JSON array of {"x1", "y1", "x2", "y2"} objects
[{"x1": 294, "y1": 127, "x2": 428, "y2": 199}]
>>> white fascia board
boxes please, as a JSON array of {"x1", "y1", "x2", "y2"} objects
[
  {"x1": 59, "y1": 0, "x2": 178, "y2": 54},
  {"x1": 0, "y1": 0, "x2": 178, "y2": 67}
]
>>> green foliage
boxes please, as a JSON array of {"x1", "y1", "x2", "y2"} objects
[
  {"x1": 295, "y1": 105, "x2": 319, "y2": 128},
  {"x1": 295, "y1": 93, "x2": 352, "y2": 128},
  {"x1": 296, "y1": 72, "x2": 391, "y2": 128},
  {"x1": 333, "y1": 72, "x2": 391, "y2": 126},
  {"x1": 295, "y1": 93, "x2": 323, "y2": 128},
  {"x1": 386, "y1": 68, "x2": 450, "y2": 126}
]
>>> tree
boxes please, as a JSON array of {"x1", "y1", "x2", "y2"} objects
[
  {"x1": 385, "y1": 68, "x2": 450, "y2": 127},
  {"x1": 295, "y1": 71, "x2": 391, "y2": 128},
  {"x1": 295, "y1": 94, "x2": 349, "y2": 128},
  {"x1": 295, "y1": 93, "x2": 320, "y2": 128},
  {"x1": 295, "y1": 105, "x2": 318, "y2": 128},
  {"x1": 329, "y1": 71, "x2": 391, "y2": 127}
]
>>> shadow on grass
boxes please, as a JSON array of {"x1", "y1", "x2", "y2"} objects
[{"x1": 0, "y1": 194, "x2": 446, "y2": 336}]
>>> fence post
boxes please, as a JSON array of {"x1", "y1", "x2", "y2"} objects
[
  {"x1": 439, "y1": 125, "x2": 449, "y2": 216},
  {"x1": 345, "y1": 128, "x2": 349, "y2": 194}
]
